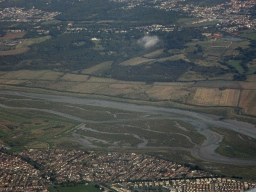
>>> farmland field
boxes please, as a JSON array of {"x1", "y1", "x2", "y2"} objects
[
  {"x1": 83, "y1": 61, "x2": 113, "y2": 75},
  {"x1": 37, "y1": 70, "x2": 63, "y2": 80},
  {"x1": 145, "y1": 83, "x2": 192, "y2": 101},
  {"x1": 240, "y1": 32, "x2": 256, "y2": 40},
  {"x1": 120, "y1": 57, "x2": 155, "y2": 66},
  {"x1": 0, "y1": 108, "x2": 79, "y2": 151},
  {"x1": 143, "y1": 49, "x2": 164, "y2": 58},
  {"x1": 239, "y1": 90, "x2": 256, "y2": 115},
  {"x1": 0, "y1": 32, "x2": 26, "y2": 40},
  {"x1": 191, "y1": 88, "x2": 240, "y2": 106},
  {"x1": 60, "y1": 73, "x2": 89, "y2": 82},
  {"x1": 0, "y1": 70, "x2": 48, "y2": 80},
  {"x1": 16, "y1": 36, "x2": 51, "y2": 49},
  {"x1": 0, "y1": 48, "x2": 29, "y2": 55},
  {"x1": 248, "y1": 66, "x2": 256, "y2": 74},
  {"x1": 228, "y1": 60, "x2": 244, "y2": 73}
]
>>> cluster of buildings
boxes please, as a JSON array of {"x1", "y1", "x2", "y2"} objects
[
  {"x1": 114, "y1": 178, "x2": 256, "y2": 192},
  {"x1": 0, "y1": 146, "x2": 255, "y2": 192},
  {"x1": 1, "y1": 0, "x2": 256, "y2": 35},
  {"x1": 178, "y1": 0, "x2": 256, "y2": 31},
  {"x1": 0, "y1": 7, "x2": 60, "y2": 22},
  {"x1": 111, "y1": 0, "x2": 256, "y2": 33},
  {"x1": 16, "y1": 149, "x2": 212, "y2": 184},
  {"x1": 135, "y1": 24, "x2": 175, "y2": 32},
  {"x1": 0, "y1": 147, "x2": 48, "y2": 192}
]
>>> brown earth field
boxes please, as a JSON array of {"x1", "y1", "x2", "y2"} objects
[
  {"x1": 0, "y1": 47, "x2": 29, "y2": 56},
  {"x1": 0, "y1": 32, "x2": 27, "y2": 40},
  {"x1": 2, "y1": 70, "x2": 256, "y2": 116},
  {"x1": 190, "y1": 88, "x2": 240, "y2": 107},
  {"x1": 239, "y1": 90, "x2": 256, "y2": 115}
]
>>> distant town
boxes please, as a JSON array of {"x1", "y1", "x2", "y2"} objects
[
  {"x1": 1, "y1": 0, "x2": 256, "y2": 33},
  {"x1": 0, "y1": 7, "x2": 60, "y2": 22},
  {"x1": 111, "y1": 0, "x2": 256, "y2": 32}
]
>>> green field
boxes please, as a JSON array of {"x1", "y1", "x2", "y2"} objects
[
  {"x1": 248, "y1": 66, "x2": 256, "y2": 74},
  {"x1": 0, "y1": 107, "x2": 80, "y2": 151},
  {"x1": 240, "y1": 33, "x2": 256, "y2": 40},
  {"x1": 228, "y1": 60, "x2": 244, "y2": 73},
  {"x1": 16, "y1": 36, "x2": 51, "y2": 49},
  {"x1": 211, "y1": 127, "x2": 256, "y2": 159}
]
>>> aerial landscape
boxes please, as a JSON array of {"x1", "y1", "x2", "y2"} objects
[{"x1": 1, "y1": 0, "x2": 256, "y2": 191}]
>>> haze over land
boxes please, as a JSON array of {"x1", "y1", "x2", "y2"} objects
[{"x1": 1, "y1": 0, "x2": 256, "y2": 191}]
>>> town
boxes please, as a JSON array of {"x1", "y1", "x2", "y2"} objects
[
  {"x1": 1, "y1": 0, "x2": 256, "y2": 33},
  {"x1": 0, "y1": 145, "x2": 255, "y2": 192},
  {"x1": 110, "y1": 0, "x2": 256, "y2": 32},
  {"x1": 0, "y1": 7, "x2": 60, "y2": 22}
]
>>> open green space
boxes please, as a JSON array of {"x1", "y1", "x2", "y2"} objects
[
  {"x1": 240, "y1": 33, "x2": 256, "y2": 40},
  {"x1": 211, "y1": 127, "x2": 256, "y2": 159},
  {"x1": 0, "y1": 107, "x2": 80, "y2": 151},
  {"x1": 228, "y1": 60, "x2": 244, "y2": 73},
  {"x1": 248, "y1": 66, "x2": 256, "y2": 74},
  {"x1": 16, "y1": 36, "x2": 51, "y2": 49}
]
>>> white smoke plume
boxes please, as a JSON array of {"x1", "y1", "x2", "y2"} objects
[{"x1": 137, "y1": 35, "x2": 159, "y2": 48}]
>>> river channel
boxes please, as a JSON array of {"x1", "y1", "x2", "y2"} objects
[{"x1": 0, "y1": 90, "x2": 256, "y2": 165}]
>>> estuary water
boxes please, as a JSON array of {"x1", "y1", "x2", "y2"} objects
[{"x1": 0, "y1": 90, "x2": 256, "y2": 165}]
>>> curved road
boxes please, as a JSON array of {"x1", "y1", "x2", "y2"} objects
[{"x1": 0, "y1": 90, "x2": 256, "y2": 165}]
